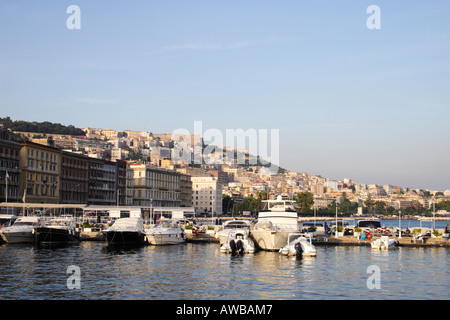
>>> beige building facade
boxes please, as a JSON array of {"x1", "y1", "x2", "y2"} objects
[{"x1": 19, "y1": 141, "x2": 61, "y2": 204}]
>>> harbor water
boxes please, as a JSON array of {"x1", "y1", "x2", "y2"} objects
[{"x1": 0, "y1": 220, "x2": 449, "y2": 300}]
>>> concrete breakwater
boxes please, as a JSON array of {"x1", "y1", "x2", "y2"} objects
[{"x1": 313, "y1": 234, "x2": 450, "y2": 247}]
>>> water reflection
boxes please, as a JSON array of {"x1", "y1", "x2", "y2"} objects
[
  {"x1": 104, "y1": 244, "x2": 143, "y2": 255},
  {"x1": 0, "y1": 241, "x2": 448, "y2": 299}
]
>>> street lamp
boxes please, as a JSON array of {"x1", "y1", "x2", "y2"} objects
[
  {"x1": 335, "y1": 199, "x2": 338, "y2": 239},
  {"x1": 313, "y1": 195, "x2": 317, "y2": 227},
  {"x1": 398, "y1": 210, "x2": 402, "y2": 239}
]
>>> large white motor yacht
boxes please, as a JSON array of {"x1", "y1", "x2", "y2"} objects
[{"x1": 250, "y1": 196, "x2": 299, "y2": 251}]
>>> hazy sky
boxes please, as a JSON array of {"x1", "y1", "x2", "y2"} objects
[{"x1": 1, "y1": 1, "x2": 449, "y2": 190}]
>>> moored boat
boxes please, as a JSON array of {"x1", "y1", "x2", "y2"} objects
[
  {"x1": 279, "y1": 233, "x2": 317, "y2": 257},
  {"x1": 220, "y1": 229, "x2": 255, "y2": 254},
  {"x1": 371, "y1": 236, "x2": 398, "y2": 250},
  {"x1": 35, "y1": 217, "x2": 80, "y2": 244},
  {"x1": 2, "y1": 216, "x2": 44, "y2": 243},
  {"x1": 215, "y1": 219, "x2": 252, "y2": 245},
  {"x1": 145, "y1": 221, "x2": 186, "y2": 245},
  {"x1": 104, "y1": 217, "x2": 145, "y2": 246},
  {"x1": 250, "y1": 196, "x2": 299, "y2": 251}
]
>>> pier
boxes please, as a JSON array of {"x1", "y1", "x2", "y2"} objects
[{"x1": 313, "y1": 234, "x2": 450, "y2": 247}]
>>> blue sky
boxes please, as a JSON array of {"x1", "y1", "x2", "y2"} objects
[{"x1": 1, "y1": 1, "x2": 449, "y2": 190}]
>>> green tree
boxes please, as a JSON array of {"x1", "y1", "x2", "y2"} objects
[
  {"x1": 222, "y1": 195, "x2": 233, "y2": 214},
  {"x1": 257, "y1": 191, "x2": 268, "y2": 201},
  {"x1": 339, "y1": 197, "x2": 358, "y2": 216},
  {"x1": 296, "y1": 192, "x2": 314, "y2": 214},
  {"x1": 374, "y1": 201, "x2": 387, "y2": 215}
]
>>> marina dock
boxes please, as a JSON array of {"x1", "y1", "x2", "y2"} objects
[{"x1": 313, "y1": 234, "x2": 450, "y2": 247}]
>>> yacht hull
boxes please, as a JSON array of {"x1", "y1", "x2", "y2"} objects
[
  {"x1": 106, "y1": 231, "x2": 145, "y2": 246},
  {"x1": 36, "y1": 227, "x2": 80, "y2": 244},
  {"x1": 146, "y1": 233, "x2": 185, "y2": 245},
  {"x1": 250, "y1": 230, "x2": 293, "y2": 251},
  {"x1": 3, "y1": 231, "x2": 36, "y2": 244}
]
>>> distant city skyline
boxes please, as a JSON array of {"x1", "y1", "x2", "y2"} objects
[{"x1": 1, "y1": 1, "x2": 449, "y2": 191}]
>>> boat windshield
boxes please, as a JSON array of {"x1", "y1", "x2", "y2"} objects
[
  {"x1": 12, "y1": 221, "x2": 36, "y2": 226},
  {"x1": 224, "y1": 222, "x2": 250, "y2": 229},
  {"x1": 288, "y1": 233, "x2": 308, "y2": 242},
  {"x1": 261, "y1": 200, "x2": 297, "y2": 212}
]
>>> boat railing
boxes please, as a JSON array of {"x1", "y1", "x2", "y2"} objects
[{"x1": 270, "y1": 223, "x2": 299, "y2": 233}]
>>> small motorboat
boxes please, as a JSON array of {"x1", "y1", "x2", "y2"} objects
[
  {"x1": 279, "y1": 233, "x2": 317, "y2": 257},
  {"x1": 371, "y1": 236, "x2": 398, "y2": 250},
  {"x1": 145, "y1": 221, "x2": 186, "y2": 245},
  {"x1": 2, "y1": 216, "x2": 44, "y2": 243},
  {"x1": 215, "y1": 219, "x2": 252, "y2": 245},
  {"x1": 220, "y1": 230, "x2": 255, "y2": 254}
]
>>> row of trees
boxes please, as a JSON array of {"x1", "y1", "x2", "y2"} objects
[
  {"x1": 222, "y1": 192, "x2": 449, "y2": 218},
  {"x1": 0, "y1": 117, "x2": 86, "y2": 136}
]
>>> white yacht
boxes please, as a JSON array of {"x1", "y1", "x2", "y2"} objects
[
  {"x1": 104, "y1": 217, "x2": 146, "y2": 246},
  {"x1": 371, "y1": 236, "x2": 398, "y2": 250},
  {"x1": 35, "y1": 217, "x2": 80, "y2": 244},
  {"x1": 220, "y1": 229, "x2": 255, "y2": 254},
  {"x1": 215, "y1": 219, "x2": 252, "y2": 245},
  {"x1": 279, "y1": 233, "x2": 317, "y2": 257},
  {"x1": 250, "y1": 196, "x2": 299, "y2": 251},
  {"x1": 2, "y1": 216, "x2": 44, "y2": 243},
  {"x1": 145, "y1": 221, "x2": 186, "y2": 245}
]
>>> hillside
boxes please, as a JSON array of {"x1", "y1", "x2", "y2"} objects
[{"x1": 0, "y1": 116, "x2": 85, "y2": 136}]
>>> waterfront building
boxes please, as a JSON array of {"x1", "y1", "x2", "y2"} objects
[
  {"x1": 125, "y1": 164, "x2": 134, "y2": 205},
  {"x1": 19, "y1": 141, "x2": 61, "y2": 204},
  {"x1": 87, "y1": 158, "x2": 117, "y2": 205},
  {"x1": 180, "y1": 173, "x2": 193, "y2": 207},
  {"x1": 116, "y1": 159, "x2": 127, "y2": 206},
  {"x1": 130, "y1": 164, "x2": 181, "y2": 207},
  {"x1": 60, "y1": 151, "x2": 89, "y2": 204},
  {"x1": 191, "y1": 176, "x2": 222, "y2": 216},
  {"x1": 0, "y1": 128, "x2": 21, "y2": 203}
]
